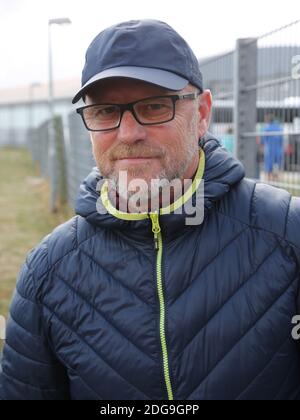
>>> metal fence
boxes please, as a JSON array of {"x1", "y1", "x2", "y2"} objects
[
  {"x1": 27, "y1": 108, "x2": 94, "y2": 210},
  {"x1": 201, "y1": 19, "x2": 300, "y2": 195},
  {"x1": 200, "y1": 50, "x2": 235, "y2": 142},
  {"x1": 64, "y1": 112, "x2": 94, "y2": 208},
  {"x1": 26, "y1": 19, "x2": 300, "y2": 211},
  {"x1": 245, "y1": 21, "x2": 300, "y2": 194}
]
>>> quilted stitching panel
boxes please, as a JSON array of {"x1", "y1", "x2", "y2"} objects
[
  {"x1": 40, "y1": 233, "x2": 163, "y2": 399},
  {"x1": 164, "y1": 213, "x2": 300, "y2": 399}
]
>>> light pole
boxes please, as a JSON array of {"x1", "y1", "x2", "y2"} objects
[
  {"x1": 28, "y1": 82, "x2": 41, "y2": 130},
  {"x1": 48, "y1": 17, "x2": 71, "y2": 212},
  {"x1": 28, "y1": 82, "x2": 41, "y2": 163}
]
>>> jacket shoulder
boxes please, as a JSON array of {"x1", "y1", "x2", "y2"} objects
[
  {"x1": 26, "y1": 215, "x2": 97, "y2": 281},
  {"x1": 285, "y1": 195, "x2": 300, "y2": 251},
  {"x1": 250, "y1": 181, "x2": 292, "y2": 238},
  {"x1": 220, "y1": 178, "x2": 300, "y2": 248}
]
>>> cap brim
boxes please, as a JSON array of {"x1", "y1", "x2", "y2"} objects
[{"x1": 72, "y1": 66, "x2": 189, "y2": 104}]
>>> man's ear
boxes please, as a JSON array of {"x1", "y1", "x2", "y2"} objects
[{"x1": 197, "y1": 90, "x2": 212, "y2": 138}]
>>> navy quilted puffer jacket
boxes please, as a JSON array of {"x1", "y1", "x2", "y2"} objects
[{"x1": 1, "y1": 135, "x2": 300, "y2": 400}]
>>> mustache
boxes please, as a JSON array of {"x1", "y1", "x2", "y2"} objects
[{"x1": 110, "y1": 145, "x2": 165, "y2": 160}]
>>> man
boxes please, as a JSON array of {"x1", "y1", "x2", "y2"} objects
[
  {"x1": 0, "y1": 20, "x2": 300, "y2": 400},
  {"x1": 261, "y1": 113, "x2": 284, "y2": 182}
]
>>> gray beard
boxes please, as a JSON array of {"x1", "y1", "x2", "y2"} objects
[{"x1": 107, "y1": 139, "x2": 198, "y2": 203}]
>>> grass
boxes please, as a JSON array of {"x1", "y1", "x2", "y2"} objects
[{"x1": 0, "y1": 148, "x2": 73, "y2": 330}]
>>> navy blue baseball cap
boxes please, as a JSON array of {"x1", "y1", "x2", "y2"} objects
[{"x1": 72, "y1": 19, "x2": 203, "y2": 104}]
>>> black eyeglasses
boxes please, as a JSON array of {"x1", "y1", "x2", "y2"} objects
[{"x1": 76, "y1": 92, "x2": 201, "y2": 132}]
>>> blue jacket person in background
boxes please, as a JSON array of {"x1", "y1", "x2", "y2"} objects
[
  {"x1": 0, "y1": 20, "x2": 300, "y2": 400},
  {"x1": 261, "y1": 113, "x2": 284, "y2": 182}
]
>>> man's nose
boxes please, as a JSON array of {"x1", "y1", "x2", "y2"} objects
[{"x1": 116, "y1": 110, "x2": 147, "y2": 144}]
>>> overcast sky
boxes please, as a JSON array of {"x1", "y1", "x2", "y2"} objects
[{"x1": 0, "y1": 0, "x2": 299, "y2": 89}]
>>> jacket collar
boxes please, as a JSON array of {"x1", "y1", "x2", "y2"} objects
[{"x1": 75, "y1": 133, "x2": 245, "y2": 241}]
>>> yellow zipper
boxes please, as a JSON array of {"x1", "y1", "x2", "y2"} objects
[{"x1": 149, "y1": 213, "x2": 174, "y2": 401}]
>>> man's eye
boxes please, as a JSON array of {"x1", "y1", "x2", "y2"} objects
[
  {"x1": 142, "y1": 103, "x2": 169, "y2": 113},
  {"x1": 148, "y1": 104, "x2": 164, "y2": 110},
  {"x1": 98, "y1": 106, "x2": 117, "y2": 115}
]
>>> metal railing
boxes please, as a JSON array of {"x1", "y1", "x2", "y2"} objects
[
  {"x1": 201, "y1": 19, "x2": 300, "y2": 194},
  {"x1": 243, "y1": 20, "x2": 300, "y2": 194},
  {"x1": 64, "y1": 112, "x2": 94, "y2": 208},
  {"x1": 200, "y1": 50, "x2": 235, "y2": 154}
]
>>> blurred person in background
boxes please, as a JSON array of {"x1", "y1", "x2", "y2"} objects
[
  {"x1": 0, "y1": 20, "x2": 300, "y2": 401},
  {"x1": 261, "y1": 113, "x2": 284, "y2": 182}
]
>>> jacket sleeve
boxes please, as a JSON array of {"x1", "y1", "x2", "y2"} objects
[{"x1": 0, "y1": 244, "x2": 69, "y2": 400}]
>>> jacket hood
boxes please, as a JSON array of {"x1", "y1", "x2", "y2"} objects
[{"x1": 75, "y1": 133, "x2": 245, "y2": 241}]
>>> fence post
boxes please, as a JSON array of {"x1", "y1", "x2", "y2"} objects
[
  {"x1": 0, "y1": 315, "x2": 6, "y2": 340},
  {"x1": 48, "y1": 119, "x2": 58, "y2": 212},
  {"x1": 234, "y1": 38, "x2": 258, "y2": 178},
  {"x1": 54, "y1": 116, "x2": 68, "y2": 205}
]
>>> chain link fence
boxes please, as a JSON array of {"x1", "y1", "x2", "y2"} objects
[
  {"x1": 64, "y1": 112, "x2": 94, "y2": 208},
  {"x1": 201, "y1": 19, "x2": 300, "y2": 194},
  {"x1": 30, "y1": 115, "x2": 80, "y2": 210},
  {"x1": 200, "y1": 50, "x2": 235, "y2": 149},
  {"x1": 244, "y1": 20, "x2": 300, "y2": 194}
]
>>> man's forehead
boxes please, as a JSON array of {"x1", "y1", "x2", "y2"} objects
[{"x1": 85, "y1": 78, "x2": 193, "y2": 103}]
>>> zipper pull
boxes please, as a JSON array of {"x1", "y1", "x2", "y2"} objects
[{"x1": 150, "y1": 213, "x2": 161, "y2": 250}]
